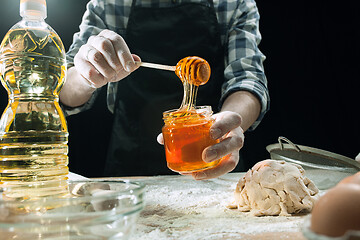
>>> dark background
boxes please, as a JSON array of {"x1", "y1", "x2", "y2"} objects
[{"x1": 0, "y1": 0, "x2": 359, "y2": 177}]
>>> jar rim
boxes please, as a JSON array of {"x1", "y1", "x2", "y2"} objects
[
  {"x1": 163, "y1": 105, "x2": 212, "y2": 115},
  {"x1": 163, "y1": 105, "x2": 213, "y2": 122}
]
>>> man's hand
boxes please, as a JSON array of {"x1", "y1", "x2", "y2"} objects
[
  {"x1": 192, "y1": 111, "x2": 244, "y2": 180},
  {"x1": 157, "y1": 111, "x2": 244, "y2": 180},
  {"x1": 74, "y1": 29, "x2": 140, "y2": 88}
]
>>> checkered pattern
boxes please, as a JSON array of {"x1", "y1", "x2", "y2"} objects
[{"x1": 64, "y1": 0, "x2": 270, "y2": 130}]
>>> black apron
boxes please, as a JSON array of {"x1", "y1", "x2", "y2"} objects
[{"x1": 104, "y1": 0, "x2": 225, "y2": 176}]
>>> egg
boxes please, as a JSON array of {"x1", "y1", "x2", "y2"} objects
[{"x1": 310, "y1": 182, "x2": 360, "y2": 238}]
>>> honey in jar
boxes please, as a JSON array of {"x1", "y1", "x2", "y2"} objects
[
  {"x1": 162, "y1": 106, "x2": 221, "y2": 173},
  {"x1": 162, "y1": 56, "x2": 224, "y2": 173}
]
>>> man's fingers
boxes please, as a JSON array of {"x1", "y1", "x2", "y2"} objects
[
  {"x1": 192, "y1": 153, "x2": 238, "y2": 180},
  {"x1": 87, "y1": 34, "x2": 122, "y2": 73},
  {"x1": 74, "y1": 30, "x2": 142, "y2": 87},
  {"x1": 211, "y1": 111, "x2": 242, "y2": 139},
  {"x1": 203, "y1": 127, "x2": 244, "y2": 163},
  {"x1": 74, "y1": 46, "x2": 107, "y2": 88},
  {"x1": 84, "y1": 46, "x2": 117, "y2": 81},
  {"x1": 98, "y1": 30, "x2": 136, "y2": 72}
]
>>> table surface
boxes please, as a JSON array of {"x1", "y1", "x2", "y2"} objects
[{"x1": 100, "y1": 170, "x2": 332, "y2": 240}]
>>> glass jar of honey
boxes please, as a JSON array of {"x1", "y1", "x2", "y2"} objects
[{"x1": 162, "y1": 106, "x2": 221, "y2": 173}]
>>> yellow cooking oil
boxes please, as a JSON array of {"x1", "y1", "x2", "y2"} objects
[{"x1": 0, "y1": 0, "x2": 69, "y2": 200}]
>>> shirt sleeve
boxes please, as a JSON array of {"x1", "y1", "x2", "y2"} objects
[
  {"x1": 62, "y1": 0, "x2": 107, "y2": 116},
  {"x1": 220, "y1": 0, "x2": 270, "y2": 131}
]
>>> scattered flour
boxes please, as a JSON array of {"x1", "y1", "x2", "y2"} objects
[{"x1": 129, "y1": 173, "x2": 313, "y2": 240}]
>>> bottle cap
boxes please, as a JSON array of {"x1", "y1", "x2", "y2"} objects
[{"x1": 20, "y1": 0, "x2": 47, "y2": 19}]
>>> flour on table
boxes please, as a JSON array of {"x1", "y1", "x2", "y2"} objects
[
  {"x1": 229, "y1": 159, "x2": 319, "y2": 216},
  {"x1": 129, "y1": 173, "x2": 309, "y2": 240}
]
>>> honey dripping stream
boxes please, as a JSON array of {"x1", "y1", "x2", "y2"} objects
[
  {"x1": 175, "y1": 56, "x2": 211, "y2": 112},
  {"x1": 161, "y1": 57, "x2": 219, "y2": 173},
  {"x1": 136, "y1": 56, "x2": 211, "y2": 116}
]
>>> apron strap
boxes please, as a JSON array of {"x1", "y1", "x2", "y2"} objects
[{"x1": 130, "y1": 0, "x2": 136, "y2": 10}]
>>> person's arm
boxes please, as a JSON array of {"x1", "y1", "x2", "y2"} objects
[
  {"x1": 190, "y1": 0, "x2": 269, "y2": 180},
  {"x1": 190, "y1": 91, "x2": 261, "y2": 180},
  {"x1": 60, "y1": 30, "x2": 140, "y2": 108},
  {"x1": 60, "y1": 67, "x2": 97, "y2": 108},
  {"x1": 60, "y1": 0, "x2": 139, "y2": 110},
  {"x1": 221, "y1": 91, "x2": 261, "y2": 132}
]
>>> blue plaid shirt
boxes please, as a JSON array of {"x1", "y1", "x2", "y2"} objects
[{"x1": 65, "y1": 0, "x2": 270, "y2": 130}]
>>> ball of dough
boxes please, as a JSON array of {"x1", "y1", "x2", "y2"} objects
[{"x1": 231, "y1": 160, "x2": 319, "y2": 216}]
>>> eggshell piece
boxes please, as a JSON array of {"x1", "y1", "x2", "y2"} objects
[{"x1": 310, "y1": 183, "x2": 360, "y2": 237}]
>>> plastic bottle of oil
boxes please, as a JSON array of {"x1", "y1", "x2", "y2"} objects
[{"x1": 0, "y1": 0, "x2": 68, "y2": 198}]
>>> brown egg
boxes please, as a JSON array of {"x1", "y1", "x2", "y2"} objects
[
  {"x1": 338, "y1": 171, "x2": 360, "y2": 185},
  {"x1": 310, "y1": 183, "x2": 360, "y2": 237}
]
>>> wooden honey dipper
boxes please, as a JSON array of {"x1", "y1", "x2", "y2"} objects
[{"x1": 135, "y1": 56, "x2": 211, "y2": 86}]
